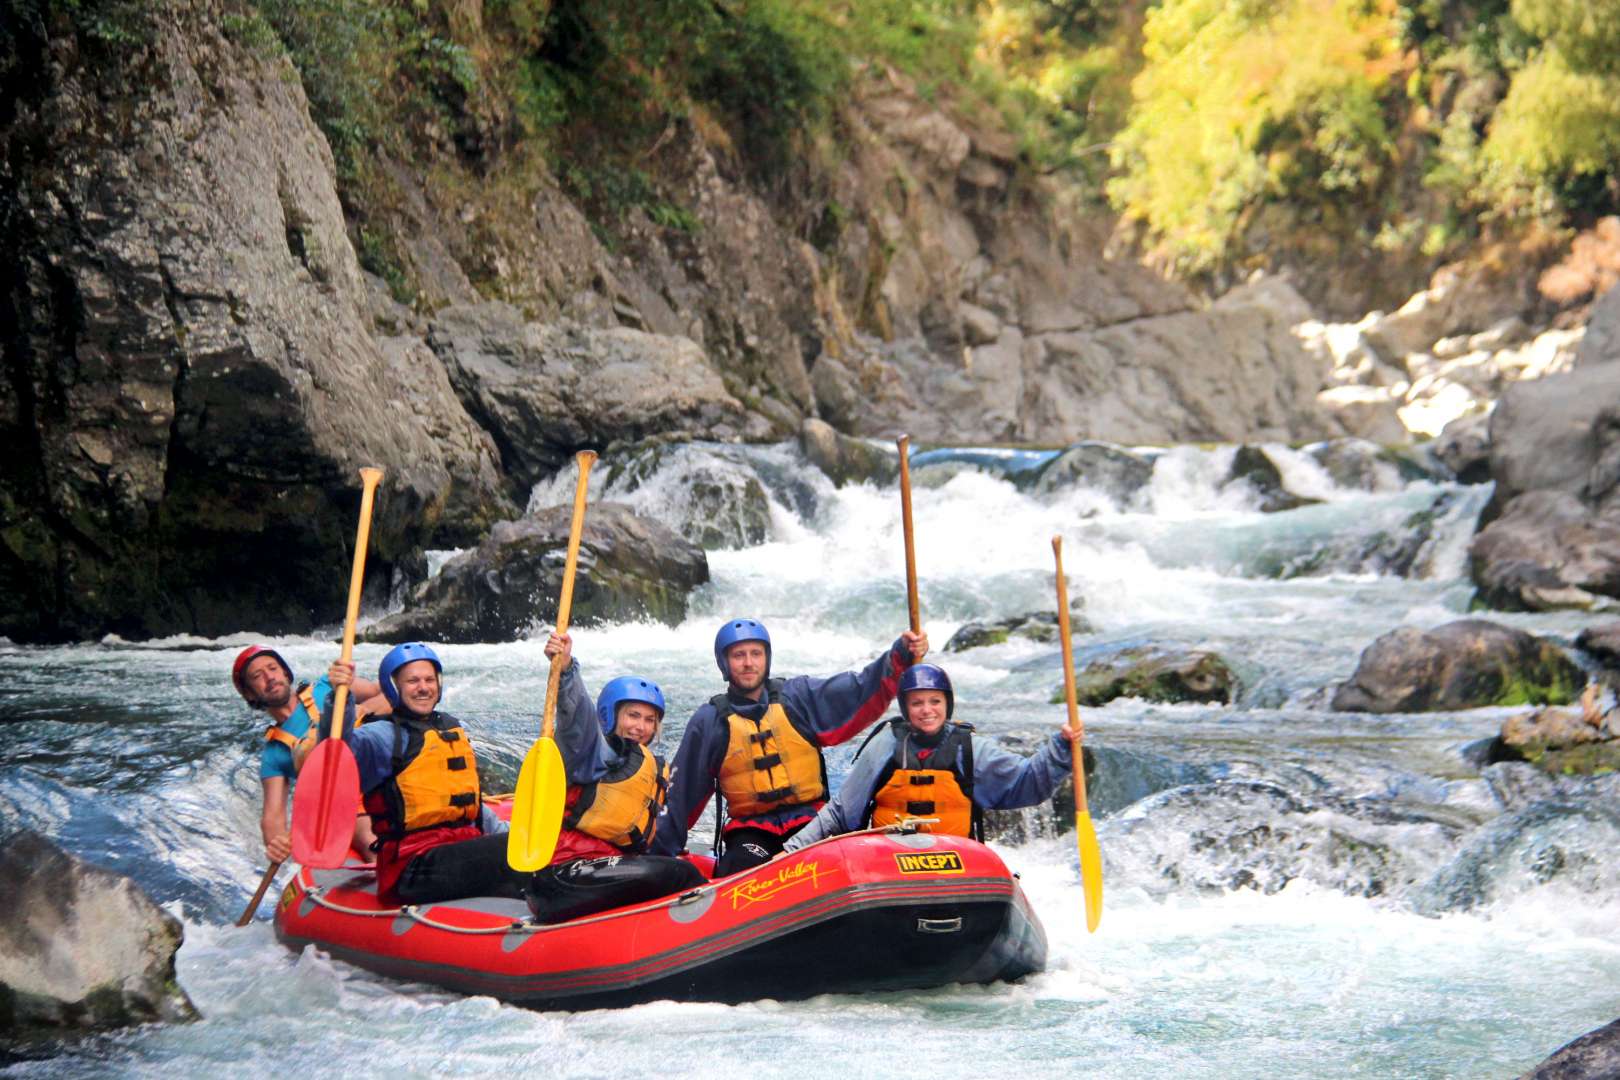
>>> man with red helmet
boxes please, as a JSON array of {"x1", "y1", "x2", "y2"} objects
[{"x1": 232, "y1": 645, "x2": 387, "y2": 864}]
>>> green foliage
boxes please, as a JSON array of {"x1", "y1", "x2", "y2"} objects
[
  {"x1": 1510, "y1": 0, "x2": 1620, "y2": 75},
  {"x1": 1108, "y1": 0, "x2": 1408, "y2": 271},
  {"x1": 51, "y1": 0, "x2": 152, "y2": 48},
  {"x1": 1482, "y1": 46, "x2": 1620, "y2": 212}
]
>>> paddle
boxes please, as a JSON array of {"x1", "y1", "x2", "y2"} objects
[
  {"x1": 235, "y1": 861, "x2": 282, "y2": 927},
  {"x1": 291, "y1": 466, "x2": 383, "y2": 869},
  {"x1": 508, "y1": 449, "x2": 597, "y2": 871},
  {"x1": 897, "y1": 435, "x2": 921, "y2": 634},
  {"x1": 1052, "y1": 535, "x2": 1104, "y2": 933}
]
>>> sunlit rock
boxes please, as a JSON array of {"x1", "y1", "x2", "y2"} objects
[
  {"x1": 1332, "y1": 619, "x2": 1582, "y2": 712},
  {"x1": 1030, "y1": 442, "x2": 1155, "y2": 506},
  {"x1": 1051, "y1": 643, "x2": 1239, "y2": 707}
]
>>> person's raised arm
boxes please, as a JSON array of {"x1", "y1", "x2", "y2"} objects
[
  {"x1": 969, "y1": 725, "x2": 1075, "y2": 810},
  {"x1": 544, "y1": 631, "x2": 614, "y2": 783},
  {"x1": 781, "y1": 629, "x2": 929, "y2": 747}
]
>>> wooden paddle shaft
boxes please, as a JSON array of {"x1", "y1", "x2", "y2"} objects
[
  {"x1": 542, "y1": 450, "x2": 597, "y2": 739},
  {"x1": 1052, "y1": 536, "x2": 1091, "y2": 811},
  {"x1": 329, "y1": 467, "x2": 384, "y2": 740},
  {"x1": 897, "y1": 435, "x2": 920, "y2": 634},
  {"x1": 236, "y1": 860, "x2": 282, "y2": 927}
]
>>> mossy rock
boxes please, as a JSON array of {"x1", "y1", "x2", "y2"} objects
[
  {"x1": 946, "y1": 610, "x2": 1086, "y2": 652},
  {"x1": 1530, "y1": 741, "x2": 1620, "y2": 777},
  {"x1": 1050, "y1": 644, "x2": 1238, "y2": 707}
]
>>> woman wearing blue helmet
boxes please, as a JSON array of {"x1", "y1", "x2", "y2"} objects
[
  {"x1": 780, "y1": 663, "x2": 1084, "y2": 854},
  {"x1": 522, "y1": 632, "x2": 705, "y2": 924},
  {"x1": 655, "y1": 617, "x2": 930, "y2": 877}
]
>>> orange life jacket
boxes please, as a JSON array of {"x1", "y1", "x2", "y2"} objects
[
  {"x1": 363, "y1": 712, "x2": 482, "y2": 841},
  {"x1": 714, "y1": 685, "x2": 828, "y2": 819},
  {"x1": 865, "y1": 720, "x2": 980, "y2": 839},
  {"x1": 263, "y1": 683, "x2": 323, "y2": 750},
  {"x1": 564, "y1": 738, "x2": 668, "y2": 853}
]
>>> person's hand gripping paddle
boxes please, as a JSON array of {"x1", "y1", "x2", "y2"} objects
[
  {"x1": 291, "y1": 467, "x2": 384, "y2": 869},
  {"x1": 1053, "y1": 535, "x2": 1104, "y2": 932},
  {"x1": 897, "y1": 435, "x2": 921, "y2": 635},
  {"x1": 508, "y1": 450, "x2": 596, "y2": 871}
]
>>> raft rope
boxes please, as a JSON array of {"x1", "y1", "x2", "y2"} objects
[{"x1": 296, "y1": 820, "x2": 940, "y2": 936}]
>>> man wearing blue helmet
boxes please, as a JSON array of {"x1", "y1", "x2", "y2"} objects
[
  {"x1": 521, "y1": 632, "x2": 706, "y2": 923},
  {"x1": 780, "y1": 663, "x2": 1082, "y2": 853},
  {"x1": 654, "y1": 618, "x2": 929, "y2": 877},
  {"x1": 309, "y1": 641, "x2": 531, "y2": 904}
]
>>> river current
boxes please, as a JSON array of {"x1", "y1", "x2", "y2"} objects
[{"x1": 2, "y1": 440, "x2": 1617, "y2": 1078}]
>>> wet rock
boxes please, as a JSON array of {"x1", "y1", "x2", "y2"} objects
[
  {"x1": 1433, "y1": 413, "x2": 1492, "y2": 484},
  {"x1": 1308, "y1": 437, "x2": 1444, "y2": 492},
  {"x1": 1332, "y1": 619, "x2": 1583, "y2": 712},
  {"x1": 945, "y1": 611, "x2": 1087, "y2": 652},
  {"x1": 0, "y1": 831, "x2": 197, "y2": 1034},
  {"x1": 1031, "y1": 442, "x2": 1155, "y2": 505},
  {"x1": 1051, "y1": 643, "x2": 1239, "y2": 707},
  {"x1": 1108, "y1": 780, "x2": 1461, "y2": 899},
  {"x1": 1414, "y1": 798, "x2": 1620, "y2": 914},
  {"x1": 363, "y1": 504, "x2": 708, "y2": 642},
  {"x1": 1224, "y1": 446, "x2": 1322, "y2": 513},
  {"x1": 586, "y1": 442, "x2": 773, "y2": 550},
  {"x1": 430, "y1": 303, "x2": 757, "y2": 497},
  {"x1": 1469, "y1": 491, "x2": 1620, "y2": 612},
  {"x1": 1519, "y1": 1017, "x2": 1620, "y2": 1080},
  {"x1": 1499, "y1": 692, "x2": 1620, "y2": 775},
  {"x1": 799, "y1": 419, "x2": 897, "y2": 488},
  {"x1": 1577, "y1": 622, "x2": 1620, "y2": 686},
  {"x1": 1577, "y1": 279, "x2": 1620, "y2": 367}
]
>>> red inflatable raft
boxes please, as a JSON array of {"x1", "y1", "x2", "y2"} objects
[{"x1": 274, "y1": 828, "x2": 1047, "y2": 1010}]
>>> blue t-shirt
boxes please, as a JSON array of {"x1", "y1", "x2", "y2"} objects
[{"x1": 257, "y1": 675, "x2": 334, "y2": 783}]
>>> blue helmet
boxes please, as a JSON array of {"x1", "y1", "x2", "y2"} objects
[
  {"x1": 595, "y1": 676, "x2": 666, "y2": 736},
  {"x1": 898, "y1": 663, "x2": 953, "y2": 719},
  {"x1": 378, "y1": 642, "x2": 443, "y2": 709},
  {"x1": 714, "y1": 619, "x2": 771, "y2": 681}
]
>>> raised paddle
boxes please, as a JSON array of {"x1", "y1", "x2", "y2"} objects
[
  {"x1": 897, "y1": 435, "x2": 921, "y2": 633},
  {"x1": 291, "y1": 466, "x2": 383, "y2": 869},
  {"x1": 1053, "y1": 535, "x2": 1104, "y2": 933},
  {"x1": 508, "y1": 450, "x2": 597, "y2": 871},
  {"x1": 236, "y1": 860, "x2": 282, "y2": 926}
]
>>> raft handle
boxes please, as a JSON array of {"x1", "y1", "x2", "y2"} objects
[{"x1": 916, "y1": 917, "x2": 963, "y2": 934}]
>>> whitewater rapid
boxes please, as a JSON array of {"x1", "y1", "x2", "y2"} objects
[{"x1": 3, "y1": 439, "x2": 1617, "y2": 1077}]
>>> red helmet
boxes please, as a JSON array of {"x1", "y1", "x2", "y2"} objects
[{"x1": 231, "y1": 645, "x2": 293, "y2": 699}]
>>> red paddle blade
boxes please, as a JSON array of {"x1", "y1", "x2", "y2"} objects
[{"x1": 291, "y1": 739, "x2": 361, "y2": 868}]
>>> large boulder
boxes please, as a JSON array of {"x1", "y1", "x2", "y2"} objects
[
  {"x1": 1470, "y1": 491, "x2": 1620, "y2": 612},
  {"x1": 1432, "y1": 413, "x2": 1492, "y2": 484},
  {"x1": 798, "y1": 418, "x2": 897, "y2": 488},
  {"x1": 1486, "y1": 363, "x2": 1620, "y2": 513},
  {"x1": 1519, "y1": 1018, "x2": 1620, "y2": 1080},
  {"x1": 363, "y1": 503, "x2": 709, "y2": 642},
  {"x1": 0, "y1": 0, "x2": 513, "y2": 642},
  {"x1": 1331, "y1": 619, "x2": 1583, "y2": 712},
  {"x1": 1031, "y1": 442, "x2": 1155, "y2": 505},
  {"x1": 429, "y1": 302, "x2": 761, "y2": 498},
  {"x1": 0, "y1": 831, "x2": 197, "y2": 1034},
  {"x1": 945, "y1": 610, "x2": 1087, "y2": 652},
  {"x1": 1498, "y1": 694, "x2": 1620, "y2": 776},
  {"x1": 1051, "y1": 643, "x2": 1239, "y2": 707}
]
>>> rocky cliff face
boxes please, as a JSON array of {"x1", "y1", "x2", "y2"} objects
[{"x1": 1, "y1": 1, "x2": 1350, "y2": 642}]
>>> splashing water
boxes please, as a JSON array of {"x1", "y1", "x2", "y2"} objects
[{"x1": 2, "y1": 440, "x2": 1615, "y2": 1077}]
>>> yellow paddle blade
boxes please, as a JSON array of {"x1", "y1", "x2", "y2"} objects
[
  {"x1": 506, "y1": 737, "x2": 566, "y2": 871},
  {"x1": 1076, "y1": 809, "x2": 1104, "y2": 933}
]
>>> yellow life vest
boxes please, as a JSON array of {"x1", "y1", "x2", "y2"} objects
[
  {"x1": 364, "y1": 713, "x2": 482, "y2": 840},
  {"x1": 715, "y1": 692, "x2": 827, "y2": 819},
  {"x1": 866, "y1": 721, "x2": 980, "y2": 839},
  {"x1": 263, "y1": 683, "x2": 324, "y2": 750},
  {"x1": 564, "y1": 739, "x2": 668, "y2": 852}
]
